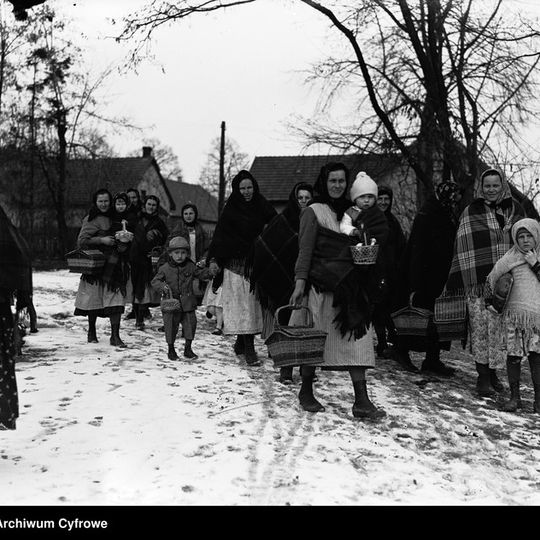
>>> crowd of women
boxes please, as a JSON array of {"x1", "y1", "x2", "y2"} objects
[{"x1": 2, "y1": 162, "x2": 540, "y2": 430}]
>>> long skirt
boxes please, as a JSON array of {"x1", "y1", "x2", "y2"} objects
[
  {"x1": 221, "y1": 269, "x2": 262, "y2": 335},
  {"x1": 74, "y1": 278, "x2": 125, "y2": 317},
  {"x1": 308, "y1": 288, "x2": 376, "y2": 369},
  {"x1": 133, "y1": 283, "x2": 160, "y2": 307},
  {"x1": 203, "y1": 281, "x2": 223, "y2": 309},
  {"x1": 467, "y1": 295, "x2": 505, "y2": 368},
  {"x1": 0, "y1": 303, "x2": 18, "y2": 430}
]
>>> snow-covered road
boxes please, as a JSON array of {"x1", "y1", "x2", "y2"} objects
[{"x1": 2, "y1": 270, "x2": 539, "y2": 505}]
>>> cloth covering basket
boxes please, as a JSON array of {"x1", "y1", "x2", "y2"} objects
[
  {"x1": 65, "y1": 249, "x2": 106, "y2": 276},
  {"x1": 265, "y1": 305, "x2": 327, "y2": 368},
  {"x1": 391, "y1": 292, "x2": 434, "y2": 337},
  {"x1": 160, "y1": 287, "x2": 181, "y2": 314},
  {"x1": 350, "y1": 244, "x2": 379, "y2": 266},
  {"x1": 434, "y1": 294, "x2": 467, "y2": 341}
]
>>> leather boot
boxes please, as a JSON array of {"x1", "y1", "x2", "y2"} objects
[
  {"x1": 476, "y1": 362, "x2": 496, "y2": 397},
  {"x1": 299, "y1": 370, "x2": 324, "y2": 412},
  {"x1": 489, "y1": 368, "x2": 505, "y2": 393},
  {"x1": 243, "y1": 334, "x2": 260, "y2": 366},
  {"x1": 529, "y1": 354, "x2": 540, "y2": 414},
  {"x1": 134, "y1": 305, "x2": 145, "y2": 330},
  {"x1": 500, "y1": 357, "x2": 522, "y2": 412},
  {"x1": 109, "y1": 323, "x2": 127, "y2": 348},
  {"x1": 233, "y1": 334, "x2": 244, "y2": 355},
  {"x1": 352, "y1": 380, "x2": 386, "y2": 420},
  {"x1": 167, "y1": 344, "x2": 179, "y2": 360},
  {"x1": 279, "y1": 366, "x2": 294, "y2": 385},
  {"x1": 421, "y1": 343, "x2": 455, "y2": 376},
  {"x1": 87, "y1": 316, "x2": 98, "y2": 343},
  {"x1": 392, "y1": 349, "x2": 419, "y2": 373},
  {"x1": 184, "y1": 339, "x2": 198, "y2": 359}
]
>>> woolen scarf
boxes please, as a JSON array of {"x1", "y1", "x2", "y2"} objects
[
  {"x1": 311, "y1": 165, "x2": 352, "y2": 221},
  {"x1": 486, "y1": 219, "x2": 540, "y2": 341}
]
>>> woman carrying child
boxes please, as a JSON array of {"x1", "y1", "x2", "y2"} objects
[
  {"x1": 486, "y1": 218, "x2": 540, "y2": 414},
  {"x1": 151, "y1": 236, "x2": 217, "y2": 360}
]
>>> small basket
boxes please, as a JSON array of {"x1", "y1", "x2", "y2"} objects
[
  {"x1": 265, "y1": 305, "x2": 327, "y2": 368},
  {"x1": 65, "y1": 249, "x2": 106, "y2": 276},
  {"x1": 350, "y1": 244, "x2": 379, "y2": 265},
  {"x1": 160, "y1": 288, "x2": 181, "y2": 314}
]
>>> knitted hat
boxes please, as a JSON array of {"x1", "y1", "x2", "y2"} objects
[
  {"x1": 350, "y1": 172, "x2": 378, "y2": 203},
  {"x1": 168, "y1": 236, "x2": 190, "y2": 252}
]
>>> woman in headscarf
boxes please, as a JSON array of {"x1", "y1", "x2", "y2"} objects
[
  {"x1": 289, "y1": 163, "x2": 385, "y2": 420},
  {"x1": 392, "y1": 180, "x2": 461, "y2": 375},
  {"x1": 445, "y1": 168, "x2": 525, "y2": 396},
  {"x1": 74, "y1": 189, "x2": 130, "y2": 347},
  {"x1": 207, "y1": 170, "x2": 277, "y2": 366},
  {"x1": 372, "y1": 185, "x2": 406, "y2": 358},
  {"x1": 246, "y1": 181, "x2": 314, "y2": 382},
  {"x1": 129, "y1": 195, "x2": 169, "y2": 330},
  {"x1": 169, "y1": 203, "x2": 210, "y2": 304},
  {"x1": 486, "y1": 218, "x2": 540, "y2": 414},
  {"x1": 0, "y1": 205, "x2": 29, "y2": 429}
]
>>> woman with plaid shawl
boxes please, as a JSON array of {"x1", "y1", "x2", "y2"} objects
[{"x1": 445, "y1": 169, "x2": 525, "y2": 397}]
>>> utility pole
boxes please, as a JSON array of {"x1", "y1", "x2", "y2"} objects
[{"x1": 218, "y1": 121, "x2": 226, "y2": 215}]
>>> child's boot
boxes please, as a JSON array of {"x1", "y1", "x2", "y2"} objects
[
  {"x1": 489, "y1": 368, "x2": 505, "y2": 393},
  {"x1": 167, "y1": 344, "x2": 179, "y2": 360},
  {"x1": 528, "y1": 353, "x2": 540, "y2": 414},
  {"x1": 184, "y1": 339, "x2": 198, "y2": 359},
  {"x1": 475, "y1": 362, "x2": 495, "y2": 397},
  {"x1": 87, "y1": 316, "x2": 98, "y2": 343},
  {"x1": 500, "y1": 357, "x2": 522, "y2": 412}
]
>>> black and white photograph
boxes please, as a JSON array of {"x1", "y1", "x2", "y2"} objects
[{"x1": 1, "y1": 0, "x2": 540, "y2": 511}]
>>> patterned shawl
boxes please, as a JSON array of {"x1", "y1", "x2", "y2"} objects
[{"x1": 486, "y1": 219, "x2": 540, "y2": 340}]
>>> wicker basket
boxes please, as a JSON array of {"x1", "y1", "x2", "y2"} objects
[
  {"x1": 115, "y1": 230, "x2": 134, "y2": 243},
  {"x1": 65, "y1": 249, "x2": 106, "y2": 276},
  {"x1": 350, "y1": 244, "x2": 379, "y2": 265},
  {"x1": 160, "y1": 288, "x2": 181, "y2": 314},
  {"x1": 391, "y1": 293, "x2": 434, "y2": 337},
  {"x1": 265, "y1": 305, "x2": 327, "y2": 368}
]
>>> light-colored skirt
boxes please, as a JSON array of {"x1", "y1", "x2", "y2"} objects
[
  {"x1": 74, "y1": 278, "x2": 126, "y2": 313},
  {"x1": 134, "y1": 284, "x2": 161, "y2": 306},
  {"x1": 467, "y1": 295, "x2": 505, "y2": 368},
  {"x1": 308, "y1": 289, "x2": 375, "y2": 368},
  {"x1": 221, "y1": 269, "x2": 262, "y2": 335},
  {"x1": 203, "y1": 281, "x2": 223, "y2": 308},
  {"x1": 505, "y1": 326, "x2": 540, "y2": 357}
]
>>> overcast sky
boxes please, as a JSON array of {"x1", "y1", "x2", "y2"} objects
[{"x1": 48, "y1": 0, "x2": 540, "y2": 184}]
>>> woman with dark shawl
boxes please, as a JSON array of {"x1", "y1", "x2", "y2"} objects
[
  {"x1": 0, "y1": 205, "x2": 28, "y2": 429},
  {"x1": 74, "y1": 189, "x2": 130, "y2": 347},
  {"x1": 207, "y1": 170, "x2": 277, "y2": 366},
  {"x1": 373, "y1": 185, "x2": 407, "y2": 357},
  {"x1": 289, "y1": 163, "x2": 385, "y2": 420},
  {"x1": 246, "y1": 181, "x2": 314, "y2": 382},
  {"x1": 444, "y1": 168, "x2": 524, "y2": 396},
  {"x1": 129, "y1": 195, "x2": 169, "y2": 330}
]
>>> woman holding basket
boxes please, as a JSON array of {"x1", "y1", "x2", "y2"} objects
[{"x1": 289, "y1": 163, "x2": 385, "y2": 420}]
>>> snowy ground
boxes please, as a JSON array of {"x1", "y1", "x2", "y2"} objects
[{"x1": 2, "y1": 270, "x2": 539, "y2": 505}]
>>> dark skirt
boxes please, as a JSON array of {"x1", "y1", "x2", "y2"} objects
[{"x1": 0, "y1": 303, "x2": 18, "y2": 430}]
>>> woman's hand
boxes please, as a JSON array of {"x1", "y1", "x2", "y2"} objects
[
  {"x1": 289, "y1": 279, "x2": 305, "y2": 307},
  {"x1": 101, "y1": 236, "x2": 115, "y2": 247},
  {"x1": 196, "y1": 258, "x2": 206, "y2": 268},
  {"x1": 524, "y1": 249, "x2": 537, "y2": 266},
  {"x1": 209, "y1": 261, "x2": 220, "y2": 275}
]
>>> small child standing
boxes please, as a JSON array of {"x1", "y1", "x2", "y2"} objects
[
  {"x1": 339, "y1": 171, "x2": 388, "y2": 246},
  {"x1": 151, "y1": 236, "x2": 217, "y2": 360},
  {"x1": 486, "y1": 218, "x2": 540, "y2": 414}
]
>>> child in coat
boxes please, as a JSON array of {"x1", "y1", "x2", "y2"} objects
[
  {"x1": 486, "y1": 218, "x2": 540, "y2": 414},
  {"x1": 151, "y1": 236, "x2": 217, "y2": 360}
]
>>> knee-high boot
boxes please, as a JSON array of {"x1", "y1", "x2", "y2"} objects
[
  {"x1": 87, "y1": 315, "x2": 98, "y2": 343},
  {"x1": 500, "y1": 356, "x2": 522, "y2": 412},
  {"x1": 243, "y1": 334, "x2": 260, "y2": 366},
  {"x1": 476, "y1": 362, "x2": 495, "y2": 397},
  {"x1": 529, "y1": 353, "x2": 540, "y2": 414},
  {"x1": 233, "y1": 334, "x2": 244, "y2": 355},
  {"x1": 352, "y1": 379, "x2": 386, "y2": 420},
  {"x1": 298, "y1": 366, "x2": 324, "y2": 413},
  {"x1": 109, "y1": 314, "x2": 127, "y2": 348}
]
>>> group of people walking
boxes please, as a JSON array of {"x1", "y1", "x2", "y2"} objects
[{"x1": 64, "y1": 165, "x2": 540, "y2": 423}]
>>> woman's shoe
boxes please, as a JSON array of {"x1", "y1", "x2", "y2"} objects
[
  {"x1": 233, "y1": 335, "x2": 245, "y2": 355},
  {"x1": 110, "y1": 336, "x2": 127, "y2": 348},
  {"x1": 87, "y1": 330, "x2": 98, "y2": 343},
  {"x1": 211, "y1": 328, "x2": 223, "y2": 336}
]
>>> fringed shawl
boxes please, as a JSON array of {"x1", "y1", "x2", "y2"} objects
[{"x1": 486, "y1": 218, "x2": 540, "y2": 339}]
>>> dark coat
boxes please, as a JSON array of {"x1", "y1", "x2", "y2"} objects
[
  {"x1": 395, "y1": 196, "x2": 457, "y2": 311},
  {"x1": 151, "y1": 259, "x2": 212, "y2": 312}
]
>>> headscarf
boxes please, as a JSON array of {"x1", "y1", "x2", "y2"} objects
[
  {"x1": 167, "y1": 203, "x2": 209, "y2": 263},
  {"x1": 126, "y1": 188, "x2": 142, "y2": 212},
  {"x1": 512, "y1": 219, "x2": 540, "y2": 255},
  {"x1": 311, "y1": 162, "x2": 351, "y2": 221},
  {"x1": 378, "y1": 185, "x2": 393, "y2": 211},
  {"x1": 475, "y1": 168, "x2": 512, "y2": 207},
  {"x1": 436, "y1": 181, "x2": 461, "y2": 209},
  {"x1": 281, "y1": 182, "x2": 314, "y2": 231},
  {"x1": 207, "y1": 170, "x2": 277, "y2": 269},
  {"x1": 87, "y1": 189, "x2": 113, "y2": 222},
  {"x1": 181, "y1": 203, "x2": 199, "y2": 225}
]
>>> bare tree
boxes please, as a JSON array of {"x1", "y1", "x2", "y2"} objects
[{"x1": 129, "y1": 137, "x2": 183, "y2": 180}]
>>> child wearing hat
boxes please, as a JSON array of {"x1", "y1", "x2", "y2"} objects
[
  {"x1": 340, "y1": 171, "x2": 389, "y2": 247},
  {"x1": 151, "y1": 236, "x2": 218, "y2": 360}
]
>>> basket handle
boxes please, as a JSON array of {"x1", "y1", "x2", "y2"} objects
[
  {"x1": 274, "y1": 304, "x2": 313, "y2": 328},
  {"x1": 409, "y1": 292, "x2": 416, "y2": 308}
]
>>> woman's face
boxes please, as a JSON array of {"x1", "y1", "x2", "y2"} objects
[
  {"x1": 183, "y1": 208, "x2": 196, "y2": 223},
  {"x1": 327, "y1": 170, "x2": 347, "y2": 199},
  {"x1": 482, "y1": 174, "x2": 503, "y2": 202},
  {"x1": 296, "y1": 189, "x2": 312, "y2": 209},
  {"x1": 377, "y1": 194, "x2": 391, "y2": 212},
  {"x1": 517, "y1": 229, "x2": 536, "y2": 252},
  {"x1": 115, "y1": 199, "x2": 127, "y2": 213},
  {"x1": 145, "y1": 198, "x2": 158, "y2": 215},
  {"x1": 96, "y1": 193, "x2": 110, "y2": 213},
  {"x1": 128, "y1": 191, "x2": 139, "y2": 207},
  {"x1": 239, "y1": 179, "x2": 254, "y2": 202}
]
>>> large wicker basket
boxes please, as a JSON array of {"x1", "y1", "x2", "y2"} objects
[
  {"x1": 391, "y1": 293, "x2": 434, "y2": 337},
  {"x1": 350, "y1": 244, "x2": 379, "y2": 265},
  {"x1": 65, "y1": 249, "x2": 106, "y2": 276},
  {"x1": 265, "y1": 305, "x2": 327, "y2": 368}
]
